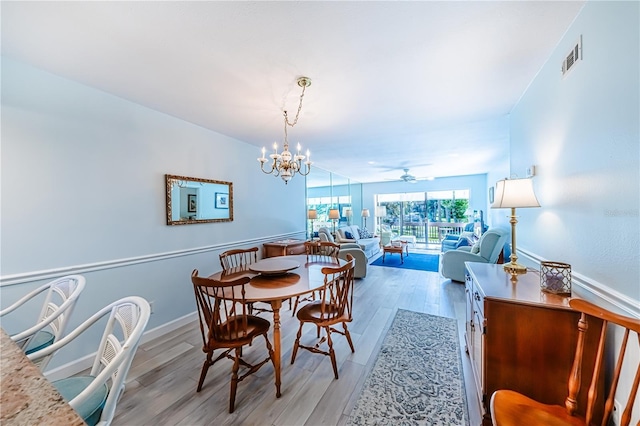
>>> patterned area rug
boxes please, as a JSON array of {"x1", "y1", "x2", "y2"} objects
[{"x1": 348, "y1": 309, "x2": 469, "y2": 425}]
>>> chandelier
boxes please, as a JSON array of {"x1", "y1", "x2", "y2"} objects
[{"x1": 258, "y1": 76, "x2": 312, "y2": 184}]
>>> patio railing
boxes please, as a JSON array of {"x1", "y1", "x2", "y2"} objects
[{"x1": 389, "y1": 222, "x2": 468, "y2": 244}]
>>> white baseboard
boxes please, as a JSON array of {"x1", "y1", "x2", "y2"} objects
[{"x1": 44, "y1": 311, "x2": 198, "y2": 382}]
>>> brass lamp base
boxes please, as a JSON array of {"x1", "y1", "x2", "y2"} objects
[{"x1": 503, "y1": 262, "x2": 528, "y2": 275}]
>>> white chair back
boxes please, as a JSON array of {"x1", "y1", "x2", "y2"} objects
[
  {"x1": 27, "y1": 296, "x2": 150, "y2": 426},
  {"x1": 0, "y1": 275, "x2": 86, "y2": 370}
]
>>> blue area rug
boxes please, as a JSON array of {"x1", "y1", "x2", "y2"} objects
[{"x1": 371, "y1": 252, "x2": 440, "y2": 272}]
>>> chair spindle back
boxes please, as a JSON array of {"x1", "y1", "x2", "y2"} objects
[
  {"x1": 567, "y1": 299, "x2": 640, "y2": 426},
  {"x1": 219, "y1": 247, "x2": 259, "y2": 271}
]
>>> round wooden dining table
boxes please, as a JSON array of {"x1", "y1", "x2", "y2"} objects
[{"x1": 208, "y1": 254, "x2": 346, "y2": 398}]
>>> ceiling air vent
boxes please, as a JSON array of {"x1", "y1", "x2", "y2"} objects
[{"x1": 562, "y1": 36, "x2": 582, "y2": 78}]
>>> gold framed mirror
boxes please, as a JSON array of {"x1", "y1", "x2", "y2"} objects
[{"x1": 165, "y1": 174, "x2": 233, "y2": 225}]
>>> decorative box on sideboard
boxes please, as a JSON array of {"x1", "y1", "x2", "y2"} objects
[
  {"x1": 464, "y1": 262, "x2": 604, "y2": 426},
  {"x1": 263, "y1": 239, "x2": 306, "y2": 258}
]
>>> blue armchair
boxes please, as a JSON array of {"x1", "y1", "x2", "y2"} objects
[
  {"x1": 441, "y1": 223, "x2": 475, "y2": 252},
  {"x1": 440, "y1": 228, "x2": 509, "y2": 282}
]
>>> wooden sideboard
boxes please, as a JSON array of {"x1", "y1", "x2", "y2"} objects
[
  {"x1": 263, "y1": 239, "x2": 306, "y2": 258},
  {"x1": 464, "y1": 262, "x2": 603, "y2": 426}
]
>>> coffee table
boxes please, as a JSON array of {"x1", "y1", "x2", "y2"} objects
[{"x1": 382, "y1": 241, "x2": 409, "y2": 264}]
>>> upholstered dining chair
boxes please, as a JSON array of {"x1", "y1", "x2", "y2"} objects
[
  {"x1": 28, "y1": 296, "x2": 150, "y2": 426},
  {"x1": 291, "y1": 254, "x2": 356, "y2": 379},
  {"x1": 191, "y1": 270, "x2": 275, "y2": 413},
  {"x1": 0, "y1": 275, "x2": 86, "y2": 370},
  {"x1": 490, "y1": 298, "x2": 640, "y2": 426}
]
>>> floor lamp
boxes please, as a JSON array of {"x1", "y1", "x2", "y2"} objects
[
  {"x1": 307, "y1": 209, "x2": 317, "y2": 239},
  {"x1": 361, "y1": 209, "x2": 370, "y2": 228},
  {"x1": 491, "y1": 177, "x2": 540, "y2": 274},
  {"x1": 329, "y1": 208, "x2": 340, "y2": 235}
]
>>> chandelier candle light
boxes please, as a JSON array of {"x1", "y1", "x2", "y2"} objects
[
  {"x1": 491, "y1": 177, "x2": 540, "y2": 275},
  {"x1": 258, "y1": 77, "x2": 313, "y2": 184}
]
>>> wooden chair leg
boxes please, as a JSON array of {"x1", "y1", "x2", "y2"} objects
[
  {"x1": 343, "y1": 323, "x2": 355, "y2": 353},
  {"x1": 292, "y1": 297, "x2": 300, "y2": 317},
  {"x1": 197, "y1": 352, "x2": 213, "y2": 392},
  {"x1": 326, "y1": 327, "x2": 338, "y2": 379},
  {"x1": 291, "y1": 323, "x2": 304, "y2": 364},
  {"x1": 229, "y1": 348, "x2": 241, "y2": 413}
]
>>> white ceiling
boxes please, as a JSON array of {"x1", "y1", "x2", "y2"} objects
[{"x1": 1, "y1": 1, "x2": 585, "y2": 184}]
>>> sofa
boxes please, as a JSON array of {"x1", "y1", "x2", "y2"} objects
[
  {"x1": 440, "y1": 228, "x2": 509, "y2": 282},
  {"x1": 335, "y1": 225, "x2": 381, "y2": 258},
  {"x1": 318, "y1": 226, "x2": 381, "y2": 258}
]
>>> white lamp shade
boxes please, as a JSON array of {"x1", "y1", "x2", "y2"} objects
[
  {"x1": 329, "y1": 208, "x2": 340, "y2": 220},
  {"x1": 361, "y1": 208, "x2": 370, "y2": 218},
  {"x1": 375, "y1": 206, "x2": 387, "y2": 217},
  {"x1": 491, "y1": 178, "x2": 541, "y2": 209},
  {"x1": 307, "y1": 209, "x2": 318, "y2": 220},
  {"x1": 342, "y1": 207, "x2": 353, "y2": 217}
]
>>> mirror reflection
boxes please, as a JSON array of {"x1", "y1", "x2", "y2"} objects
[{"x1": 165, "y1": 174, "x2": 233, "y2": 225}]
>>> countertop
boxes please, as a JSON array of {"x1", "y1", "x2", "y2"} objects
[{"x1": 0, "y1": 329, "x2": 85, "y2": 425}]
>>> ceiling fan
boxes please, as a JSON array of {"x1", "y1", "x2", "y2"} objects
[
  {"x1": 399, "y1": 168, "x2": 418, "y2": 183},
  {"x1": 385, "y1": 168, "x2": 435, "y2": 183}
]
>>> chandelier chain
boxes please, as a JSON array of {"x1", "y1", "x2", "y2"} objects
[{"x1": 282, "y1": 83, "x2": 307, "y2": 146}]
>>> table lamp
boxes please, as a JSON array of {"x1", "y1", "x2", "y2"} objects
[
  {"x1": 329, "y1": 208, "x2": 340, "y2": 235},
  {"x1": 491, "y1": 177, "x2": 540, "y2": 274},
  {"x1": 361, "y1": 208, "x2": 370, "y2": 228},
  {"x1": 307, "y1": 209, "x2": 317, "y2": 239}
]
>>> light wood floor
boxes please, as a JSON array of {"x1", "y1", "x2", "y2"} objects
[{"x1": 113, "y1": 253, "x2": 482, "y2": 425}]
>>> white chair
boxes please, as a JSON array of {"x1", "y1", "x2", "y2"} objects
[
  {"x1": 28, "y1": 296, "x2": 151, "y2": 426},
  {"x1": 0, "y1": 275, "x2": 86, "y2": 369}
]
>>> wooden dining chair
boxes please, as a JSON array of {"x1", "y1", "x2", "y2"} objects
[
  {"x1": 219, "y1": 246, "x2": 272, "y2": 314},
  {"x1": 191, "y1": 270, "x2": 275, "y2": 413},
  {"x1": 290, "y1": 254, "x2": 356, "y2": 379},
  {"x1": 490, "y1": 298, "x2": 640, "y2": 426},
  {"x1": 219, "y1": 246, "x2": 259, "y2": 270},
  {"x1": 305, "y1": 241, "x2": 341, "y2": 259},
  {"x1": 291, "y1": 241, "x2": 342, "y2": 316}
]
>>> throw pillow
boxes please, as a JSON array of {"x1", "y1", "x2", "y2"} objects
[
  {"x1": 471, "y1": 241, "x2": 481, "y2": 254},
  {"x1": 358, "y1": 227, "x2": 373, "y2": 239},
  {"x1": 344, "y1": 231, "x2": 354, "y2": 239}
]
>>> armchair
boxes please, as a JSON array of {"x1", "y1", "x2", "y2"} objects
[
  {"x1": 440, "y1": 228, "x2": 509, "y2": 282},
  {"x1": 318, "y1": 227, "x2": 368, "y2": 277},
  {"x1": 378, "y1": 224, "x2": 393, "y2": 246},
  {"x1": 338, "y1": 243, "x2": 367, "y2": 278},
  {"x1": 441, "y1": 223, "x2": 475, "y2": 253}
]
